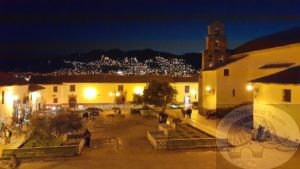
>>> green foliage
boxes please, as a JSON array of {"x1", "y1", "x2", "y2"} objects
[
  {"x1": 143, "y1": 81, "x2": 177, "y2": 112},
  {"x1": 29, "y1": 112, "x2": 82, "y2": 146}
]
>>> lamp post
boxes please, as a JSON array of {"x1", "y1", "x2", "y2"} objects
[{"x1": 109, "y1": 91, "x2": 120, "y2": 108}]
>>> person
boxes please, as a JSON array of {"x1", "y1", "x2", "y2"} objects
[
  {"x1": 186, "y1": 107, "x2": 192, "y2": 119},
  {"x1": 117, "y1": 109, "x2": 121, "y2": 115},
  {"x1": 9, "y1": 154, "x2": 21, "y2": 169},
  {"x1": 83, "y1": 129, "x2": 91, "y2": 148},
  {"x1": 181, "y1": 108, "x2": 186, "y2": 118}
]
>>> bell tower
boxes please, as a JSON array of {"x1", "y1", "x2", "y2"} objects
[{"x1": 202, "y1": 21, "x2": 227, "y2": 69}]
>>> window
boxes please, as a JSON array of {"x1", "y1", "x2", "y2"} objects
[
  {"x1": 53, "y1": 86, "x2": 58, "y2": 92},
  {"x1": 214, "y1": 40, "x2": 219, "y2": 50},
  {"x1": 185, "y1": 85, "x2": 190, "y2": 93},
  {"x1": 214, "y1": 28, "x2": 220, "y2": 35},
  {"x1": 1, "y1": 91, "x2": 4, "y2": 104},
  {"x1": 232, "y1": 89, "x2": 235, "y2": 97},
  {"x1": 224, "y1": 69, "x2": 229, "y2": 76},
  {"x1": 70, "y1": 85, "x2": 75, "y2": 92},
  {"x1": 283, "y1": 89, "x2": 291, "y2": 102},
  {"x1": 53, "y1": 98, "x2": 58, "y2": 103},
  {"x1": 118, "y1": 85, "x2": 124, "y2": 92}
]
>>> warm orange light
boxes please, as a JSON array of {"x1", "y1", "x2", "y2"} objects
[
  {"x1": 134, "y1": 87, "x2": 144, "y2": 95},
  {"x1": 205, "y1": 86, "x2": 212, "y2": 92},
  {"x1": 246, "y1": 84, "x2": 253, "y2": 91},
  {"x1": 84, "y1": 88, "x2": 97, "y2": 99}
]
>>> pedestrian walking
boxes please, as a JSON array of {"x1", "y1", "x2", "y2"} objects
[
  {"x1": 83, "y1": 129, "x2": 91, "y2": 148},
  {"x1": 186, "y1": 108, "x2": 192, "y2": 119}
]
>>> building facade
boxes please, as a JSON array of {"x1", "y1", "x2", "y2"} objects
[{"x1": 0, "y1": 74, "x2": 198, "y2": 125}]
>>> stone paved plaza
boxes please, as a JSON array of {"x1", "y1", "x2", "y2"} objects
[{"x1": 1, "y1": 109, "x2": 300, "y2": 169}]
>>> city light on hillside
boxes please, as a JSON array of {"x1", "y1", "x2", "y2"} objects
[{"x1": 84, "y1": 88, "x2": 97, "y2": 99}]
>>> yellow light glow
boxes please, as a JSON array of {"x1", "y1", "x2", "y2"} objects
[
  {"x1": 109, "y1": 91, "x2": 120, "y2": 97},
  {"x1": 205, "y1": 86, "x2": 212, "y2": 92},
  {"x1": 190, "y1": 89, "x2": 197, "y2": 95},
  {"x1": 84, "y1": 88, "x2": 97, "y2": 99},
  {"x1": 12, "y1": 95, "x2": 19, "y2": 101},
  {"x1": 246, "y1": 84, "x2": 253, "y2": 91},
  {"x1": 134, "y1": 87, "x2": 144, "y2": 95}
]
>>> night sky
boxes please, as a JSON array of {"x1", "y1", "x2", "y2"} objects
[{"x1": 1, "y1": 0, "x2": 300, "y2": 58}]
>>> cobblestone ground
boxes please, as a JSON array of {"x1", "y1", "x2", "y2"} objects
[{"x1": 7, "y1": 109, "x2": 300, "y2": 169}]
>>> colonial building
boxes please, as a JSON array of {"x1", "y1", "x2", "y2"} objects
[
  {"x1": 0, "y1": 73, "x2": 198, "y2": 125},
  {"x1": 251, "y1": 66, "x2": 300, "y2": 140},
  {"x1": 200, "y1": 23, "x2": 300, "y2": 115}
]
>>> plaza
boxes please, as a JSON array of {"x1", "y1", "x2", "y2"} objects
[{"x1": 1, "y1": 108, "x2": 298, "y2": 169}]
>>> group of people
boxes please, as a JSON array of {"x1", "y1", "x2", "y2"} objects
[
  {"x1": 181, "y1": 107, "x2": 192, "y2": 119},
  {"x1": 205, "y1": 109, "x2": 217, "y2": 119}
]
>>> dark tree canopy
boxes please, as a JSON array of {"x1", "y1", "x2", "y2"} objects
[
  {"x1": 29, "y1": 112, "x2": 82, "y2": 146},
  {"x1": 143, "y1": 81, "x2": 177, "y2": 112}
]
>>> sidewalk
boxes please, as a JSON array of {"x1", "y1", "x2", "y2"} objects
[
  {"x1": 0, "y1": 127, "x2": 27, "y2": 156},
  {"x1": 166, "y1": 109, "x2": 222, "y2": 138}
]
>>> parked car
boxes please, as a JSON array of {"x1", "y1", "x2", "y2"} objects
[
  {"x1": 85, "y1": 107, "x2": 103, "y2": 116},
  {"x1": 168, "y1": 102, "x2": 182, "y2": 109}
]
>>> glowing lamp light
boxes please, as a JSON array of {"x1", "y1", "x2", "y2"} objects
[
  {"x1": 246, "y1": 84, "x2": 253, "y2": 91},
  {"x1": 205, "y1": 86, "x2": 212, "y2": 92},
  {"x1": 109, "y1": 91, "x2": 120, "y2": 97},
  {"x1": 84, "y1": 88, "x2": 97, "y2": 99},
  {"x1": 134, "y1": 87, "x2": 144, "y2": 95},
  {"x1": 12, "y1": 95, "x2": 19, "y2": 101}
]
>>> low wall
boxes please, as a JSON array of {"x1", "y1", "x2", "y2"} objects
[
  {"x1": 1, "y1": 138, "x2": 86, "y2": 160},
  {"x1": 147, "y1": 131, "x2": 167, "y2": 149}
]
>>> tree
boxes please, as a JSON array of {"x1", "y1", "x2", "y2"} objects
[
  {"x1": 29, "y1": 112, "x2": 82, "y2": 146},
  {"x1": 132, "y1": 94, "x2": 144, "y2": 105},
  {"x1": 143, "y1": 81, "x2": 177, "y2": 113}
]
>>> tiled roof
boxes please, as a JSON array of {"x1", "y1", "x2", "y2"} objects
[
  {"x1": 29, "y1": 74, "x2": 199, "y2": 84},
  {"x1": 202, "y1": 55, "x2": 247, "y2": 71},
  {"x1": 28, "y1": 84, "x2": 45, "y2": 92},
  {"x1": 250, "y1": 66, "x2": 300, "y2": 84},
  {"x1": 259, "y1": 63, "x2": 294, "y2": 69},
  {"x1": 233, "y1": 27, "x2": 300, "y2": 54},
  {"x1": 0, "y1": 72, "x2": 28, "y2": 86}
]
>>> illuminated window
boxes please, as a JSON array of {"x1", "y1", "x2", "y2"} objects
[
  {"x1": 283, "y1": 89, "x2": 291, "y2": 102},
  {"x1": 185, "y1": 85, "x2": 190, "y2": 93},
  {"x1": 118, "y1": 85, "x2": 124, "y2": 92},
  {"x1": 1, "y1": 91, "x2": 4, "y2": 104},
  {"x1": 224, "y1": 69, "x2": 229, "y2": 76},
  {"x1": 70, "y1": 85, "x2": 75, "y2": 92},
  {"x1": 53, "y1": 98, "x2": 58, "y2": 103},
  {"x1": 53, "y1": 86, "x2": 58, "y2": 92}
]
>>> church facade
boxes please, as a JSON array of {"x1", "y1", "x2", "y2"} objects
[{"x1": 200, "y1": 22, "x2": 300, "y2": 113}]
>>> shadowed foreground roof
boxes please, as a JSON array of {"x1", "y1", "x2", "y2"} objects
[{"x1": 251, "y1": 66, "x2": 300, "y2": 84}]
